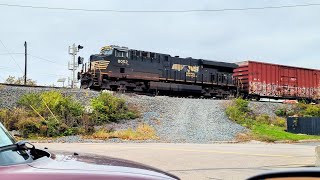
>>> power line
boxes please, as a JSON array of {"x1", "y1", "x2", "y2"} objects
[
  {"x1": 0, "y1": 65, "x2": 15, "y2": 69},
  {"x1": 0, "y1": 3, "x2": 319, "y2": 13},
  {"x1": 0, "y1": 52, "x2": 65, "y2": 66},
  {"x1": 0, "y1": 68, "x2": 67, "y2": 77},
  {"x1": 27, "y1": 54, "x2": 65, "y2": 66},
  {"x1": 0, "y1": 40, "x2": 24, "y2": 73},
  {"x1": 0, "y1": 52, "x2": 24, "y2": 55}
]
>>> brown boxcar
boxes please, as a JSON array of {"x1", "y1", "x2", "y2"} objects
[{"x1": 233, "y1": 61, "x2": 320, "y2": 101}]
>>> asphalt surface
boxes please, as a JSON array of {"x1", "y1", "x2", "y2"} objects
[{"x1": 35, "y1": 142, "x2": 317, "y2": 180}]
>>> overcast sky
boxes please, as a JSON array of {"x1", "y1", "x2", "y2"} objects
[{"x1": 0, "y1": 0, "x2": 319, "y2": 85}]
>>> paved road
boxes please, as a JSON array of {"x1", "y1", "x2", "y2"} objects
[{"x1": 34, "y1": 142, "x2": 317, "y2": 180}]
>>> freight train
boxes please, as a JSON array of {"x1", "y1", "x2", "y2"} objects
[
  {"x1": 79, "y1": 45, "x2": 320, "y2": 101},
  {"x1": 233, "y1": 61, "x2": 320, "y2": 102}
]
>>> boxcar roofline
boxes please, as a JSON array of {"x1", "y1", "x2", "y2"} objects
[{"x1": 237, "y1": 60, "x2": 320, "y2": 71}]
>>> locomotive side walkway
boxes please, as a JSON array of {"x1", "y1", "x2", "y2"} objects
[{"x1": 35, "y1": 142, "x2": 317, "y2": 180}]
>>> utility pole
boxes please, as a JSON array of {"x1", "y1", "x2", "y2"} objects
[
  {"x1": 24, "y1": 41, "x2": 27, "y2": 85},
  {"x1": 68, "y1": 43, "x2": 83, "y2": 88}
]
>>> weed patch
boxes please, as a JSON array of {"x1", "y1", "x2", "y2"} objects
[
  {"x1": 91, "y1": 124, "x2": 157, "y2": 140},
  {"x1": 0, "y1": 91, "x2": 141, "y2": 138},
  {"x1": 226, "y1": 98, "x2": 320, "y2": 142}
]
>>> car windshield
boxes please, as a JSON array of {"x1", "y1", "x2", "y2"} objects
[
  {"x1": 0, "y1": 123, "x2": 15, "y2": 147},
  {"x1": 0, "y1": 123, "x2": 30, "y2": 166}
]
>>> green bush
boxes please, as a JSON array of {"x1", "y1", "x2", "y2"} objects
[
  {"x1": 62, "y1": 127, "x2": 77, "y2": 136},
  {"x1": 2, "y1": 91, "x2": 140, "y2": 138},
  {"x1": 276, "y1": 103, "x2": 320, "y2": 117},
  {"x1": 15, "y1": 91, "x2": 85, "y2": 137},
  {"x1": 18, "y1": 91, "x2": 84, "y2": 128},
  {"x1": 255, "y1": 114, "x2": 271, "y2": 124},
  {"x1": 272, "y1": 117, "x2": 286, "y2": 127},
  {"x1": 275, "y1": 107, "x2": 295, "y2": 117},
  {"x1": 225, "y1": 98, "x2": 257, "y2": 128},
  {"x1": 275, "y1": 108, "x2": 286, "y2": 117},
  {"x1": 234, "y1": 98, "x2": 250, "y2": 112},
  {"x1": 302, "y1": 105, "x2": 320, "y2": 117},
  {"x1": 91, "y1": 93, "x2": 139, "y2": 123},
  {"x1": 17, "y1": 117, "x2": 41, "y2": 138},
  {"x1": 17, "y1": 93, "x2": 42, "y2": 114},
  {"x1": 225, "y1": 106, "x2": 246, "y2": 123},
  {"x1": 54, "y1": 96, "x2": 84, "y2": 127},
  {"x1": 44, "y1": 116, "x2": 61, "y2": 137},
  {"x1": 226, "y1": 98, "x2": 282, "y2": 129},
  {"x1": 0, "y1": 108, "x2": 30, "y2": 130}
]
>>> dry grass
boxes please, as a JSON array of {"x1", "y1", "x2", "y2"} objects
[
  {"x1": 235, "y1": 132, "x2": 252, "y2": 142},
  {"x1": 92, "y1": 129, "x2": 111, "y2": 139},
  {"x1": 135, "y1": 123, "x2": 157, "y2": 139},
  {"x1": 91, "y1": 124, "x2": 157, "y2": 140}
]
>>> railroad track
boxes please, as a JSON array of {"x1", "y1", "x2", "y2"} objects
[
  {"x1": 111, "y1": 90, "x2": 235, "y2": 100},
  {"x1": 0, "y1": 83, "x2": 68, "y2": 89}
]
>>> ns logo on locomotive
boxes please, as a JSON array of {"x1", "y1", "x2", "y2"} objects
[{"x1": 79, "y1": 45, "x2": 320, "y2": 101}]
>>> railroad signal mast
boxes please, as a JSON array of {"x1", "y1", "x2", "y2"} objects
[{"x1": 68, "y1": 43, "x2": 84, "y2": 88}]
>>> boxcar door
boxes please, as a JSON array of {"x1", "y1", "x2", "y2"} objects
[{"x1": 280, "y1": 67, "x2": 297, "y2": 97}]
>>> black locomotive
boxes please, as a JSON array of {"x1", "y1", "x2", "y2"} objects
[{"x1": 79, "y1": 45, "x2": 238, "y2": 98}]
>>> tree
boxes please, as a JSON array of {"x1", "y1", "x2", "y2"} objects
[{"x1": 5, "y1": 76, "x2": 37, "y2": 86}]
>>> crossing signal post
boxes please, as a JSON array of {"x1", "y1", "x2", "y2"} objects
[{"x1": 68, "y1": 43, "x2": 83, "y2": 88}]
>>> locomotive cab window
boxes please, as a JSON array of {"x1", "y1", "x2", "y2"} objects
[
  {"x1": 142, "y1": 51, "x2": 148, "y2": 58},
  {"x1": 131, "y1": 50, "x2": 136, "y2": 59},
  {"x1": 115, "y1": 50, "x2": 128, "y2": 58},
  {"x1": 136, "y1": 51, "x2": 141, "y2": 57},
  {"x1": 102, "y1": 49, "x2": 113, "y2": 55},
  {"x1": 150, "y1": 53, "x2": 156, "y2": 59}
]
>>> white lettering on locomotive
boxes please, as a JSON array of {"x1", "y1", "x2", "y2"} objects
[{"x1": 118, "y1": 59, "x2": 129, "y2": 65}]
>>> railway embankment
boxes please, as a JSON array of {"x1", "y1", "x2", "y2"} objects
[{"x1": 1, "y1": 84, "x2": 311, "y2": 143}]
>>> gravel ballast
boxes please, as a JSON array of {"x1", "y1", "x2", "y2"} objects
[
  {"x1": 120, "y1": 95, "x2": 247, "y2": 143},
  {"x1": 249, "y1": 101, "x2": 293, "y2": 118},
  {"x1": 0, "y1": 85, "x2": 99, "y2": 108}
]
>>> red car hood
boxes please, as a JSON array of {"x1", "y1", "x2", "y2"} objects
[{"x1": 0, "y1": 151, "x2": 179, "y2": 180}]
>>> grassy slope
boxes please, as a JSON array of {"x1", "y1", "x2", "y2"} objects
[
  {"x1": 252, "y1": 124, "x2": 320, "y2": 142},
  {"x1": 226, "y1": 98, "x2": 320, "y2": 142}
]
